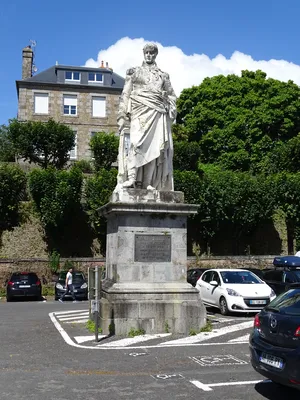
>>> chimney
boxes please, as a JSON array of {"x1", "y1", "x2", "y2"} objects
[
  {"x1": 22, "y1": 46, "x2": 33, "y2": 79},
  {"x1": 101, "y1": 60, "x2": 104, "y2": 68}
]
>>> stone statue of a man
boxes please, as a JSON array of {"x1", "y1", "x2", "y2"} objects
[{"x1": 115, "y1": 43, "x2": 177, "y2": 192}]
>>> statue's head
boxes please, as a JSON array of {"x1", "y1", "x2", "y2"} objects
[{"x1": 143, "y1": 43, "x2": 158, "y2": 64}]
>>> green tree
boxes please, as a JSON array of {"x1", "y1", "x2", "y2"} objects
[
  {"x1": 273, "y1": 173, "x2": 300, "y2": 253},
  {"x1": 90, "y1": 132, "x2": 119, "y2": 171},
  {"x1": 8, "y1": 119, "x2": 75, "y2": 169},
  {"x1": 28, "y1": 166, "x2": 83, "y2": 228},
  {"x1": 84, "y1": 168, "x2": 117, "y2": 229},
  {"x1": 0, "y1": 163, "x2": 27, "y2": 231},
  {"x1": 0, "y1": 124, "x2": 15, "y2": 162},
  {"x1": 173, "y1": 141, "x2": 201, "y2": 171},
  {"x1": 176, "y1": 70, "x2": 300, "y2": 173}
]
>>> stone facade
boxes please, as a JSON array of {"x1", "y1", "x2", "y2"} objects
[
  {"x1": 16, "y1": 47, "x2": 124, "y2": 160},
  {"x1": 17, "y1": 86, "x2": 121, "y2": 160}
]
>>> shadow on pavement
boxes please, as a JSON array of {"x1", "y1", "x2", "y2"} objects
[{"x1": 255, "y1": 381, "x2": 299, "y2": 399}]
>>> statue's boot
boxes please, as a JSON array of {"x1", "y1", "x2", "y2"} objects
[{"x1": 122, "y1": 168, "x2": 136, "y2": 188}]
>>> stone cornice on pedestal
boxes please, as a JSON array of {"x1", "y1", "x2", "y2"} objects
[{"x1": 99, "y1": 189, "x2": 199, "y2": 217}]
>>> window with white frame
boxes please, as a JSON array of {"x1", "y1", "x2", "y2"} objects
[
  {"x1": 88, "y1": 72, "x2": 103, "y2": 83},
  {"x1": 69, "y1": 131, "x2": 77, "y2": 160},
  {"x1": 63, "y1": 95, "x2": 77, "y2": 115},
  {"x1": 65, "y1": 71, "x2": 80, "y2": 81},
  {"x1": 92, "y1": 96, "x2": 106, "y2": 117},
  {"x1": 34, "y1": 93, "x2": 49, "y2": 114}
]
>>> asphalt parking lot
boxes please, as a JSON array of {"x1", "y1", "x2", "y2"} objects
[{"x1": 0, "y1": 300, "x2": 299, "y2": 399}]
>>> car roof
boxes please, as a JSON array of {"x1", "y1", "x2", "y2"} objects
[{"x1": 204, "y1": 269, "x2": 251, "y2": 272}]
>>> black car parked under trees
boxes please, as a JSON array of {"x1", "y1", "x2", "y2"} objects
[
  {"x1": 6, "y1": 272, "x2": 42, "y2": 301},
  {"x1": 250, "y1": 288, "x2": 300, "y2": 391},
  {"x1": 55, "y1": 271, "x2": 88, "y2": 301},
  {"x1": 187, "y1": 268, "x2": 207, "y2": 287},
  {"x1": 262, "y1": 256, "x2": 300, "y2": 295}
]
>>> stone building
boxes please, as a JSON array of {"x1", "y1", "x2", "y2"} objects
[{"x1": 16, "y1": 46, "x2": 125, "y2": 160}]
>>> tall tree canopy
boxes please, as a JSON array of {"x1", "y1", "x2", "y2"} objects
[
  {"x1": 0, "y1": 124, "x2": 15, "y2": 162},
  {"x1": 175, "y1": 70, "x2": 300, "y2": 173},
  {"x1": 8, "y1": 119, "x2": 76, "y2": 169}
]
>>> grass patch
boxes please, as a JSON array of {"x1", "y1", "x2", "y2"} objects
[
  {"x1": 86, "y1": 319, "x2": 102, "y2": 334},
  {"x1": 128, "y1": 327, "x2": 145, "y2": 337},
  {"x1": 42, "y1": 285, "x2": 55, "y2": 296},
  {"x1": 189, "y1": 320, "x2": 213, "y2": 336}
]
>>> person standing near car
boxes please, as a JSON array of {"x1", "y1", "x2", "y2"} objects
[{"x1": 59, "y1": 268, "x2": 77, "y2": 303}]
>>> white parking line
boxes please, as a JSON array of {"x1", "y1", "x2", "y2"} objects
[
  {"x1": 54, "y1": 309, "x2": 88, "y2": 316},
  {"x1": 59, "y1": 314, "x2": 89, "y2": 321},
  {"x1": 74, "y1": 335, "x2": 106, "y2": 343},
  {"x1": 190, "y1": 379, "x2": 270, "y2": 391},
  {"x1": 161, "y1": 321, "x2": 253, "y2": 345},
  {"x1": 64, "y1": 319, "x2": 89, "y2": 324},
  {"x1": 190, "y1": 380, "x2": 212, "y2": 391},
  {"x1": 49, "y1": 312, "x2": 253, "y2": 350},
  {"x1": 228, "y1": 334, "x2": 249, "y2": 343},
  {"x1": 97, "y1": 333, "x2": 171, "y2": 347}
]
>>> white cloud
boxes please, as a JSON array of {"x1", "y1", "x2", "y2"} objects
[{"x1": 85, "y1": 37, "x2": 300, "y2": 95}]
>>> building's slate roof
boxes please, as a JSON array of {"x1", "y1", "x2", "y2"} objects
[{"x1": 17, "y1": 65, "x2": 125, "y2": 89}]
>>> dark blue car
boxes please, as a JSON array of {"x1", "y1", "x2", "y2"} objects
[{"x1": 250, "y1": 288, "x2": 300, "y2": 390}]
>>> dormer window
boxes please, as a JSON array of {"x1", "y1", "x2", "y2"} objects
[
  {"x1": 65, "y1": 71, "x2": 80, "y2": 81},
  {"x1": 88, "y1": 72, "x2": 103, "y2": 83}
]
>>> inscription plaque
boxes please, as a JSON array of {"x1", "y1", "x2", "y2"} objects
[{"x1": 134, "y1": 234, "x2": 171, "y2": 262}]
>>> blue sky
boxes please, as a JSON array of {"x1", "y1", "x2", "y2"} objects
[{"x1": 1, "y1": 0, "x2": 300, "y2": 125}]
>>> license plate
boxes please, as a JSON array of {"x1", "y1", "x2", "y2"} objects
[
  {"x1": 19, "y1": 285, "x2": 30, "y2": 288},
  {"x1": 250, "y1": 300, "x2": 267, "y2": 305},
  {"x1": 74, "y1": 290, "x2": 78, "y2": 293},
  {"x1": 259, "y1": 353, "x2": 283, "y2": 369}
]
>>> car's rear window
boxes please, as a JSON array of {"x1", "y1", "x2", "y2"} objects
[
  {"x1": 11, "y1": 273, "x2": 38, "y2": 283},
  {"x1": 266, "y1": 289, "x2": 300, "y2": 315}
]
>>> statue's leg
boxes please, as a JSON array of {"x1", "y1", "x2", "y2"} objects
[
  {"x1": 122, "y1": 167, "x2": 136, "y2": 188},
  {"x1": 143, "y1": 159, "x2": 156, "y2": 190}
]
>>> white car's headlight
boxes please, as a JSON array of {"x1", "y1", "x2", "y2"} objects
[
  {"x1": 81, "y1": 283, "x2": 87, "y2": 289},
  {"x1": 56, "y1": 283, "x2": 64, "y2": 290},
  {"x1": 270, "y1": 289, "x2": 276, "y2": 298},
  {"x1": 226, "y1": 288, "x2": 241, "y2": 296}
]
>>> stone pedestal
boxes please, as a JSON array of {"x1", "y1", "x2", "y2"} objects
[{"x1": 99, "y1": 189, "x2": 206, "y2": 336}]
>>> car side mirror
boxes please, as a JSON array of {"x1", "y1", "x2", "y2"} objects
[{"x1": 210, "y1": 280, "x2": 219, "y2": 286}]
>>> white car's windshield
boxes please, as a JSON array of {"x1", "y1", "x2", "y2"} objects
[{"x1": 220, "y1": 271, "x2": 262, "y2": 284}]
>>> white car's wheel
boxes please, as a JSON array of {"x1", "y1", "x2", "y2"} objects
[{"x1": 219, "y1": 296, "x2": 229, "y2": 315}]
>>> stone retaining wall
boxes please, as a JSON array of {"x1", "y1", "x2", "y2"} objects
[{"x1": 0, "y1": 258, "x2": 105, "y2": 287}]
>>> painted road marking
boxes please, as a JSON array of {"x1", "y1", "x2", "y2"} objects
[
  {"x1": 53, "y1": 309, "x2": 88, "y2": 315},
  {"x1": 54, "y1": 310, "x2": 89, "y2": 324},
  {"x1": 190, "y1": 355, "x2": 247, "y2": 366},
  {"x1": 64, "y1": 319, "x2": 89, "y2": 324},
  {"x1": 74, "y1": 335, "x2": 106, "y2": 344},
  {"x1": 190, "y1": 380, "x2": 213, "y2": 391},
  {"x1": 160, "y1": 321, "x2": 253, "y2": 345},
  {"x1": 152, "y1": 374, "x2": 184, "y2": 380},
  {"x1": 59, "y1": 314, "x2": 89, "y2": 321},
  {"x1": 228, "y1": 334, "x2": 249, "y2": 343},
  {"x1": 97, "y1": 333, "x2": 172, "y2": 347},
  {"x1": 190, "y1": 379, "x2": 271, "y2": 391},
  {"x1": 50, "y1": 312, "x2": 253, "y2": 350}
]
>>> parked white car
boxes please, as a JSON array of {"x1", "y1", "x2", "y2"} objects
[{"x1": 195, "y1": 269, "x2": 276, "y2": 315}]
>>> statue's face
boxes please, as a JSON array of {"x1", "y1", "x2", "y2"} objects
[{"x1": 144, "y1": 49, "x2": 157, "y2": 64}]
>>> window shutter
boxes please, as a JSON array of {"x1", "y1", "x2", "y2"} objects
[
  {"x1": 34, "y1": 93, "x2": 49, "y2": 114},
  {"x1": 92, "y1": 97, "x2": 106, "y2": 117}
]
